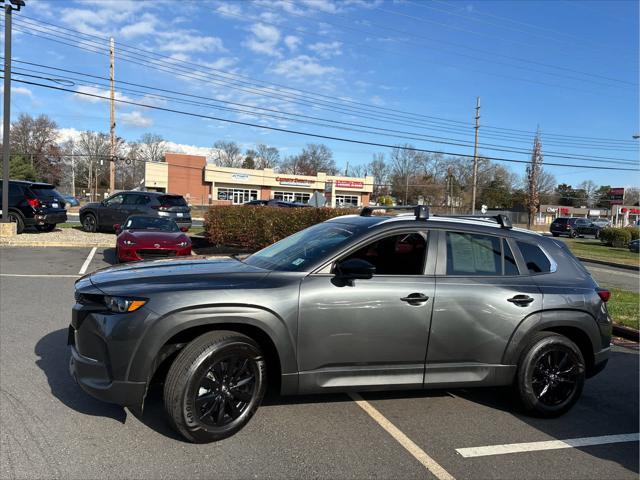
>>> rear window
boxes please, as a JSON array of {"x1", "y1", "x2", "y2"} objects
[
  {"x1": 552, "y1": 218, "x2": 568, "y2": 224},
  {"x1": 517, "y1": 241, "x2": 552, "y2": 274},
  {"x1": 28, "y1": 185, "x2": 62, "y2": 200},
  {"x1": 158, "y1": 195, "x2": 187, "y2": 207}
]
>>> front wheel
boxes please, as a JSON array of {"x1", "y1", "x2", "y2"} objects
[
  {"x1": 163, "y1": 331, "x2": 266, "y2": 443},
  {"x1": 569, "y1": 230, "x2": 578, "y2": 238},
  {"x1": 516, "y1": 332, "x2": 585, "y2": 417},
  {"x1": 82, "y1": 214, "x2": 97, "y2": 233}
]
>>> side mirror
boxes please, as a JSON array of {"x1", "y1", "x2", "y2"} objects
[
  {"x1": 180, "y1": 226, "x2": 189, "y2": 232},
  {"x1": 113, "y1": 224, "x2": 121, "y2": 234},
  {"x1": 335, "y1": 258, "x2": 375, "y2": 280}
]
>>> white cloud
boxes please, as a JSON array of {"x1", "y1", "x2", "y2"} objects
[
  {"x1": 156, "y1": 31, "x2": 226, "y2": 54},
  {"x1": 74, "y1": 86, "x2": 132, "y2": 104},
  {"x1": 216, "y1": 2, "x2": 243, "y2": 17},
  {"x1": 284, "y1": 35, "x2": 301, "y2": 52},
  {"x1": 270, "y1": 55, "x2": 338, "y2": 79},
  {"x1": 370, "y1": 95, "x2": 385, "y2": 106},
  {"x1": 120, "y1": 14, "x2": 158, "y2": 39},
  {"x1": 300, "y1": 0, "x2": 339, "y2": 13},
  {"x1": 199, "y1": 57, "x2": 239, "y2": 70},
  {"x1": 1, "y1": 85, "x2": 33, "y2": 98},
  {"x1": 243, "y1": 23, "x2": 281, "y2": 57},
  {"x1": 308, "y1": 41, "x2": 342, "y2": 59},
  {"x1": 121, "y1": 110, "x2": 153, "y2": 128}
]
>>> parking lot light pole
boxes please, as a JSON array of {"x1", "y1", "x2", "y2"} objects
[{"x1": 1, "y1": 0, "x2": 25, "y2": 224}]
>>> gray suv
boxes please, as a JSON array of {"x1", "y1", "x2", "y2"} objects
[
  {"x1": 79, "y1": 191, "x2": 191, "y2": 232},
  {"x1": 68, "y1": 206, "x2": 611, "y2": 443}
]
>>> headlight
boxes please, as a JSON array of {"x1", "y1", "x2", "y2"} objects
[
  {"x1": 123, "y1": 239, "x2": 136, "y2": 246},
  {"x1": 104, "y1": 296, "x2": 147, "y2": 313},
  {"x1": 178, "y1": 241, "x2": 189, "y2": 247}
]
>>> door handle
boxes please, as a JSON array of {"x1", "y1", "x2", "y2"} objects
[
  {"x1": 400, "y1": 293, "x2": 429, "y2": 305},
  {"x1": 507, "y1": 295, "x2": 535, "y2": 306}
]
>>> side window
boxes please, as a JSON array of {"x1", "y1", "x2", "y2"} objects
[
  {"x1": 104, "y1": 194, "x2": 124, "y2": 206},
  {"x1": 341, "y1": 231, "x2": 427, "y2": 275},
  {"x1": 122, "y1": 194, "x2": 138, "y2": 205},
  {"x1": 516, "y1": 241, "x2": 552, "y2": 274},
  {"x1": 446, "y1": 232, "x2": 501, "y2": 276},
  {"x1": 136, "y1": 195, "x2": 151, "y2": 205}
]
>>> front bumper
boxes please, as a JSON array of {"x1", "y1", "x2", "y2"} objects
[
  {"x1": 68, "y1": 301, "x2": 152, "y2": 409},
  {"x1": 118, "y1": 245, "x2": 192, "y2": 262}
]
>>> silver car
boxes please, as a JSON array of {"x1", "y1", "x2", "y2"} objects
[{"x1": 69, "y1": 206, "x2": 612, "y2": 443}]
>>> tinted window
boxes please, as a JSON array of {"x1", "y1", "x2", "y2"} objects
[
  {"x1": 517, "y1": 241, "x2": 552, "y2": 274},
  {"x1": 104, "y1": 194, "x2": 124, "y2": 206},
  {"x1": 29, "y1": 185, "x2": 61, "y2": 200},
  {"x1": 553, "y1": 218, "x2": 568, "y2": 224},
  {"x1": 158, "y1": 195, "x2": 187, "y2": 207},
  {"x1": 446, "y1": 232, "x2": 501, "y2": 275},
  {"x1": 504, "y1": 240, "x2": 519, "y2": 275},
  {"x1": 342, "y1": 232, "x2": 427, "y2": 275},
  {"x1": 123, "y1": 194, "x2": 150, "y2": 205}
]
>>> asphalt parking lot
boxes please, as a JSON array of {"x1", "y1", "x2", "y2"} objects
[{"x1": 0, "y1": 247, "x2": 638, "y2": 480}]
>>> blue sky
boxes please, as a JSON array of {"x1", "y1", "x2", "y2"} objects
[{"x1": 7, "y1": 0, "x2": 640, "y2": 188}]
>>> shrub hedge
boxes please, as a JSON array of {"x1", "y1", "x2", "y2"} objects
[
  {"x1": 624, "y1": 226, "x2": 640, "y2": 242},
  {"x1": 599, "y1": 227, "x2": 632, "y2": 248},
  {"x1": 204, "y1": 206, "x2": 359, "y2": 250}
]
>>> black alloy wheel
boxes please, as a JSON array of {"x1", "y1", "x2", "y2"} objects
[
  {"x1": 164, "y1": 331, "x2": 266, "y2": 443},
  {"x1": 82, "y1": 214, "x2": 97, "y2": 233},
  {"x1": 531, "y1": 349, "x2": 580, "y2": 407}
]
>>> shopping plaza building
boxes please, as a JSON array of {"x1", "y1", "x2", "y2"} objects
[{"x1": 144, "y1": 153, "x2": 374, "y2": 207}]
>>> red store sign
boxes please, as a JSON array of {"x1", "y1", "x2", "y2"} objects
[{"x1": 335, "y1": 180, "x2": 364, "y2": 189}]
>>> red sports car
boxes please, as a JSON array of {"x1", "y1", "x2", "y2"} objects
[{"x1": 115, "y1": 215, "x2": 192, "y2": 262}]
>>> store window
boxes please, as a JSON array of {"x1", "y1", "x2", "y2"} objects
[
  {"x1": 273, "y1": 191, "x2": 311, "y2": 204},
  {"x1": 217, "y1": 188, "x2": 258, "y2": 205},
  {"x1": 335, "y1": 195, "x2": 359, "y2": 207}
]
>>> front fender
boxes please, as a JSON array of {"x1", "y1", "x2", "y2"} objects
[
  {"x1": 126, "y1": 304, "x2": 298, "y2": 386},
  {"x1": 502, "y1": 309, "x2": 600, "y2": 366}
]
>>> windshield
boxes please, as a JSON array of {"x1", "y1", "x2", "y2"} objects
[
  {"x1": 125, "y1": 216, "x2": 179, "y2": 232},
  {"x1": 243, "y1": 221, "x2": 359, "y2": 271},
  {"x1": 159, "y1": 195, "x2": 187, "y2": 207}
]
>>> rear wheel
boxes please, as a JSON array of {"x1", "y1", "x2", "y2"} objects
[
  {"x1": 8, "y1": 212, "x2": 24, "y2": 234},
  {"x1": 163, "y1": 331, "x2": 266, "y2": 443},
  {"x1": 82, "y1": 213, "x2": 97, "y2": 233},
  {"x1": 516, "y1": 332, "x2": 585, "y2": 417},
  {"x1": 569, "y1": 230, "x2": 578, "y2": 238},
  {"x1": 36, "y1": 224, "x2": 56, "y2": 232}
]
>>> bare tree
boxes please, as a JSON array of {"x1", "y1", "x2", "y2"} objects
[
  {"x1": 367, "y1": 152, "x2": 390, "y2": 201},
  {"x1": 211, "y1": 140, "x2": 242, "y2": 167},
  {"x1": 279, "y1": 144, "x2": 337, "y2": 175},
  {"x1": 137, "y1": 133, "x2": 167, "y2": 163},
  {"x1": 578, "y1": 180, "x2": 598, "y2": 207},
  {"x1": 526, "y1": 130, "x2": 544, "y2": 228},
  {"x1": 76, "y1": 131, "x2": 111, "y2": 201},
  {"x1": 9, "y1": 113, "x2": 62, "y2": 184},
  {"x1": 347, "y1": 164, "x2": 367, "y2": 178},
  {"x1": 255, "y1": 144, "x2": 280, "y2": 169}
]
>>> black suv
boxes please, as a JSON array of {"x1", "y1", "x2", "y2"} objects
[
  {"x1": 550, "y1": 217, "x2": 601, "y2": 238},
  {"x1": 0, "y1": 179, "x2": 67, "y2": 233},
  {"x1": 79, "y1": 191, "x2": 191, "y2": 232}
]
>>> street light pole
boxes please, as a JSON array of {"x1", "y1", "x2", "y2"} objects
[{"x1": 1, "y1": 0, "x2": 24, "y2": 225}]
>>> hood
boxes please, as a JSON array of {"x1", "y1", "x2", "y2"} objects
[
  {"x1": 119, "y1": 230, "x2": 189, "y2": 246},
  {"x1": 81, "y1": 202, "x2": 101, "y2": 210},
  {"x1": 86, "y1": 257, "x2": 269, "y2": 296}
]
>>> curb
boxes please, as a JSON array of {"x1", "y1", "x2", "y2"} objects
[
  {"x1": 613, "y1": 324, "x2": 639, "y2": 342},
  {"x1": 577, "y1": 257, "x2": 639, "y2": 272}
]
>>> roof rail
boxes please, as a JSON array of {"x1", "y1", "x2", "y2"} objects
[
  {"x1": 360, "y1": 205, "x2": 429, "y2": 221},
  {"x1": 433, "y1": 214, "x2": 513, "y2": 229}
]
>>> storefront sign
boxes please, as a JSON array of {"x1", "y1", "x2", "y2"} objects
[
  {"x1": 232, "y1": 173, "x2": 250, "y2": 181},
  {"x1": 275, "y1": 176, "x2": 314, "y2": 187},
  {"x1": 609, "y1": 187, "x2": 625, "y2": 205},
  {"x1": 546, "y1": 207, "x2": 557, "y2": 213},
  {"x1": 335, "y1": 180, "x2": 364, "y2": 189}
]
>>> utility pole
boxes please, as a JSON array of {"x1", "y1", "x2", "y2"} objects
[
  {"x1": 471, "y1": 96, "x2": 480, "y2": 215},
  {"x1": 109, "y1": 36, "x2": 116, "y2": 194},
  {"x1": 1, "y1": 1, "x2": 25, "y2": 225},
  {"x1": 71, "y1": 154, "x2": 76, "y2": 198}
]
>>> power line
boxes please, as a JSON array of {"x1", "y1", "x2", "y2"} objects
[
  {"x1": 8, "y1": 76, "x2": 639, "y2": 173},
  {"x1": 9, "y1": 64, "x2": 639, "y2": 166},
  {"x1": 11, "y1": 15, "x2": 639, "y2": 146}
]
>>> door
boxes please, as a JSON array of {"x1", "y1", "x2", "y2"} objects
[
  {"x1": 297, "y1": 229, "x2": 436, "y2": 393},
  {"x1": 120, "y1": 194, "x2": 149, "y2": 223},
  {"x1": 426, "y1": 230, "x2": 543, "y2": 387},
  {"x1": 100, "y1": 193, "x2": 125, "y2": 228}
]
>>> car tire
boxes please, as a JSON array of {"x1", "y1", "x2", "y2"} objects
[
  {"x1": 82, "y1": 213, "x2": 97, "y2": 233},
  {"x1": 36, "y1": 224, "x2": 56, "y2": 232},
  {"x1": 569, "y1": 230, "x2": 578, "y2": 238},
  {"x1": 163, "y1": 330, "x2": 267, "y2": 443},
  {"x1": 8, "y1": 211, "x2": 24, "y2": 234},
  {"x1": 516, "y1": 332, "x2": 585, "y2": 418}
]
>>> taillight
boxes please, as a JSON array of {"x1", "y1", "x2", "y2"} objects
[
  {"x1": 26, "y1": 196, "x2": 41, "y2": 208},
  {"x1": 597, "y1": 289, "x2": 611, "y2": 302}
]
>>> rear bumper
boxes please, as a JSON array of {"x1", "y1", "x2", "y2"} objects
[{"x1": 31, "y1": 211, "x2": 67, "y2": 225}]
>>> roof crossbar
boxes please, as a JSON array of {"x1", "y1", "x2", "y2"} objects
[{"x1": 360, "y1": 205, "x2": 430, "y2": 221}]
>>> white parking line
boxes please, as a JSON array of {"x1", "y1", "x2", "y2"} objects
[
  {"x1": 456, "y1": 433, "x2": 640, "y2": 458},
  {"x1": 78, "y1": 247, "x2": 97, "y2": 275},
  {"x1": 0, "y1": 274, "x2": 79, "y2": 278},
  {"x1": 348, "y1": 392, "x2": 455, "y2": 480}
]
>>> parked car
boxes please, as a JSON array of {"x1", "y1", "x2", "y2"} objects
[
  {"x1": 115, "y1": 215, "x2": 191, "y2": 262},
  {"x1": 79, "y1": 191, "x2": 191, "y2": 233},
  {"x1": 550, "y1": 217, "x2": 601, "y2": 238},
  {"x1": 590, "y1": 218, "x2": 611, "y2": 229},
  {"x1": 69, "y1": 206, "x2": 611, "y2": 443},
  {"x1": 0, "y1": 179, "x2": 67, "y2": 233},
  {"x1": 62, "y1": 195, "x2": 80, "y2": 207},
  {"x1": 629, "y1": 239, "x2": 640, "y2": 253}
]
